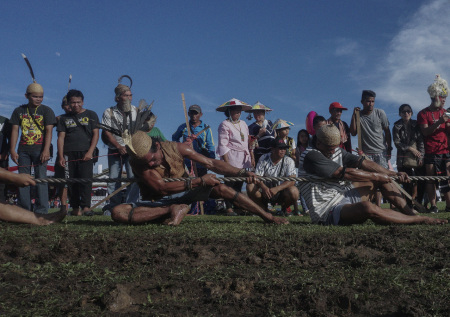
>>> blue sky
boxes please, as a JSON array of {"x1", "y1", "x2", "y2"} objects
[{"x1": 1, "y1": 0, "x2": 449, "y2": 170}]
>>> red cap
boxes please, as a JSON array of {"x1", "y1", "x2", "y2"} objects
[{"x1": 329, "y1": 102, "x2": 348, "y2": 111}]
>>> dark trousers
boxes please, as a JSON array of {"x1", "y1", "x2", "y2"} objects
[
  {"x1": 67, "y1": 151, "x2": 93, "y2": 209},
  {"x1": 0, "y1": 160, "x2": 7, "y2": 201},
  {"x1": 398, "y1": 165, "x2": 426, "y2": 204}
]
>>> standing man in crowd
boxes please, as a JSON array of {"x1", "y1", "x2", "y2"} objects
[
  {"x1": 327, "y1": 102, "x2": 352, "y2": 152},
  {"x1": 350, "y1": 90, "x2": 392, "y2": 206},
  {"x1": 0, "y1": 115, "x2": 11, "y2": 201},
  {"x1": 101, "y1": 76, "x2": 140, "y2": 215},
  {"x1": 417, "y1": 75, "x2": 450, "y2": 213},
  {"x1": 172, "y1": 104, "x2": 215, "y2": 177},
  {"x1": 10, "y1": 82, "x2": 56, "y2": 213},
  {"x1": 57, "y1": 89, "x2": 99, "y2": 216},
  {"x1": 246, "y1": 137, "x2": 300, "y2": 216}
]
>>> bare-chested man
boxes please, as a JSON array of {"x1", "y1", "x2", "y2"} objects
[{"x1": 111, "y1": 131, "x2": 288, "y2": 226}]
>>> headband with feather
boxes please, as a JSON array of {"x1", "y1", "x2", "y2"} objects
[{"x1": 21, "y1": 53, "x2": 43, "y2": 94}]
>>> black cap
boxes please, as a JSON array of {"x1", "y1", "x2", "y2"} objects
[
  {"x1": 188, "y1": 104, "x2": 202, "y2": 113},
  {"x1": 272, "y1": 137, "x2": 290, "y2": 149}
]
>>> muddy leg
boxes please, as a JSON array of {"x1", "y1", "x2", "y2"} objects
[{"x1": 111, "y1": 204, "x2": 172, "y2": 224}]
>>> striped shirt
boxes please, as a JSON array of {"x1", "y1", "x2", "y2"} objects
[{"x1": 298, "y1": 147, "x2": 358, "y2": 223}]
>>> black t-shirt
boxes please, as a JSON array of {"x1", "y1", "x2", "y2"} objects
[
  {"x1": 10, "y1": 104, "x2": 56, "y2": 152},
  {"x1": 57, "y1": 109, "x2": 99, "y2": 152},
  {"x1": 0, "y1": 115, "x2": 11, "y2": 155},
  {"x1": 303, "y1": 148, "x2": 360, "y2": 178}
]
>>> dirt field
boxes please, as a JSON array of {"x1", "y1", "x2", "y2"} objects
[{"x1": 0, "y1": 215, "x2": 449, "y2": 316}]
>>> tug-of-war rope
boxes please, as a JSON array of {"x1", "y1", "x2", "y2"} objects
[{"x1": 31, "y1": 175, "x2": 450, "y2": 184}]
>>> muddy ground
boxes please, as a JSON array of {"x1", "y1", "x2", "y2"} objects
[{"x1": 0, "y1": 216, "x2": 449, "y2": 316}]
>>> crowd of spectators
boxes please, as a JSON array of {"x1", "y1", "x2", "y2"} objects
[{"x1": 3, "y1": 73, "x2": 450, "y2": 223}]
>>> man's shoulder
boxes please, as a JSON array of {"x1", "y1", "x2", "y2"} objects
[
  {"x1": 176, "y1": 122, "x2": 187, "y2": 130},
  {"x1": 102, "y1": 106, "x2": 116, "y2": 115},
  {"x1": 12, "y1": 104, "x2": 27, "y2": 112}
]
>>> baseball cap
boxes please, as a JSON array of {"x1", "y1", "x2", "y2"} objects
[
  {"x1": 272, "y1": 137, "x2": 290, "y2": 149},
  {"x1": 188, "y1": 104, "x2": 202, "y2": 113},
  {"x1": 329, "y1": 102, "x2": 348, "y2": 111}
]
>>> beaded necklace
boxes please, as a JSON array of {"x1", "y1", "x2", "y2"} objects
[{"x1": 228, "y1": 118, "x2": 245, "y2": 141}]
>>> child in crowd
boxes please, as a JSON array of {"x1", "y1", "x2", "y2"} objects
[{"x1": 272, "y1": 119, "x2": 296, "y2": 161}]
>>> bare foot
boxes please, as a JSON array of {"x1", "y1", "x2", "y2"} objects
[
  {"x1": 167, "y1": 204, "x2": 190, "y2": 226},
  {"x1": 421, "y1": 216, "x2": 448, "y2": 225},
  {"x1": 72, "y1": 207, "x2": 82, "y2": 216},
  {"x1": 38, "y1": 206, "x2": 67, "y2": 225}
]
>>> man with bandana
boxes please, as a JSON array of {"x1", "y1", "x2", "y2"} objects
[
  {"x1": 298, "y1": 124, "x2": 447, "y2": 226},
  {"x1": 417, "y1": 75, "x2": 450, "y2": 213},
  {"x1": 101, "y1": 76, "x2": 140, "y2": 214},
  {"x1": 10, "y1": 82, "x2": 56, "y2": 213}
]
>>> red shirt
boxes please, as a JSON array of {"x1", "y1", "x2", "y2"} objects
[{"x1": 417, "y1": 107, "x2": 449, "y2": 154}]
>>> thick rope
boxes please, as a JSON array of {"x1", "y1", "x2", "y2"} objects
[{"x1": 32, "y1": 175, "x2": 450, "y2": 184}]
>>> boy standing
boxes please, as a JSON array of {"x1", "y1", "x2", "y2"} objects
[{"x1": 10, "y1": 82, "x2": 56, "y2": 213}]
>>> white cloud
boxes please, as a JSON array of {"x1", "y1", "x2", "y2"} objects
[
  {"x1": 334, "y1": 38, "x2": 359, "y2": 57},
  {"x1": 55, "y1": 52, "x2": 61, "y2": 57},
  {"x1": 374, "y1": 0, "x2": 450, "y2": 110}
]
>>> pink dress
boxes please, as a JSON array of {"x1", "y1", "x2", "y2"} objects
[{"x1": 216, "y1": 119, "x2": 252, "y2": 169}]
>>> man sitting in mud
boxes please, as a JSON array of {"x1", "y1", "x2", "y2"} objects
[
  {"x1": 111, "y1": 131, "x2": 289, "y2": 225},
  {"x1": 298, "y1": 124, "x2": 447, "y2": 225},
  {"x1": 0, "y1": 168, "x2": 66, "y2": 225}
]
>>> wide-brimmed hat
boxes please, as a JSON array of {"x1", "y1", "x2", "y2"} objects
[
  {"x1": 272, "y1": 119, "x2": 294, "y2": 130},
  {"x1": 246, "y1": 101, "x2": 273, "y2": 112},
  {"x1": 216, "y1": 98, "x2": 252, "y2": 112}
]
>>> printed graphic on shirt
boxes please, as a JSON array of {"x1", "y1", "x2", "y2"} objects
[
  {"x1": 19, "y1": 114, "x2": 44, "y2": 146},
  {"x1": 64, "y1": 116, "x2": 91, "y2": 128}
]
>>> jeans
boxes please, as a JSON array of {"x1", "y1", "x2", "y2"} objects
[
  {"x1": 18, "y1": 151, "x2": 49, "y2": 214},
  {"x1": 107, "y1": 149, "x2": 140, "y2": 208}
]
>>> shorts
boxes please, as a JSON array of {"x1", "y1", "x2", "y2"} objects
[
  {"x1": 424, "y1": 153, "x2": 450, "y2": 173},
  {"x1": 365, "y1": 151, "x2": 389, "y2": 169},
  {"x1": 322, "y1": 187, "x2": 361, "y2": 226},
  {"x1": 131, "y1": 186, "x2": 213, "y2": 208},
  {"x1": 424, "y1": 153, "x2": 450, "y2": 193}
]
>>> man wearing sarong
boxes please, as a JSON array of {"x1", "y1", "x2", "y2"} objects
[{"x1": 298, "y1": 124, "x2": 447, "y2": 225}]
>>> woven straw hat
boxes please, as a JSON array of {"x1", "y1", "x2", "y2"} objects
[
  {"x1": 272, "y1": 118, "x2": 294, "y2": 130},
  {"x1": 316, "y1": 124, "x2": 341, "y2": 146},
  {"x1": 125, "y1": 130, "x2": 153, "y2": 159},
  {"x1": 216, "y1": 98, "x2": 252, "y2": 112},
  {"x1": 246, "y1": 101, "x2": 273, "y2": 112}
]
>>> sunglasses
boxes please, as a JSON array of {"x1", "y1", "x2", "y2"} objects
[{"x1": 401, "y1": 110, "x2": 412, "y2": 114}]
